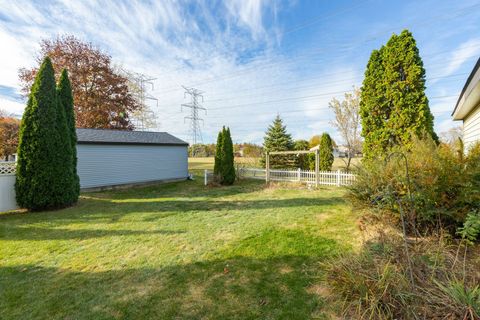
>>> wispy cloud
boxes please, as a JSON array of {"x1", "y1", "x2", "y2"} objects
[
  {"x1": 436, "y1": 38, "x2": 480, "y2": 79},
  {"x1": 1, "y1": 0, "x2": 478, "y2": 143}
]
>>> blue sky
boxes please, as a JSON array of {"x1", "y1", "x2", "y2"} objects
[{"x1": 0, "y1": 0, "x2": 479, "y2": 144}]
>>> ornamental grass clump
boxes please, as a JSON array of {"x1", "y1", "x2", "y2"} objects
[{"x1": 325, "y1": 226, "x2": 480, "y2": 319}]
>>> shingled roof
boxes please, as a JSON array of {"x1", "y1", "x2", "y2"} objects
[{"x1": 76, "y1": 128, "x2": 188, "y2": 146}]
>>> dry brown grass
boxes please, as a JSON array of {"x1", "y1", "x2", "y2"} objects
[{"x1": 324, "y1": 215, "x2": 480, "y2": 319}]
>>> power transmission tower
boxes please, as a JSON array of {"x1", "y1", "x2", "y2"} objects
[
  {"x1": 122, "y1": 69, "x2": 158, "y2": 131},
  {"x1": 181, "y1": 86, "x2": 206, "y2": 157}
]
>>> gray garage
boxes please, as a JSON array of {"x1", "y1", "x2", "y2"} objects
[{"x1": 76, "y1": 129, "x2": 188, "y2": 189}]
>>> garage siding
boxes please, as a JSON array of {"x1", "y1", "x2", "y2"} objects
[
  {"x1": 76, "y1": 144, "x2": 188, "y2": 189},
  {"x1": 464, "y1": 103, "x2": 480, "y2": 152}
]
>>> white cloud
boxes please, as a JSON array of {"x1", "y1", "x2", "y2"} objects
[
  {"x1": 0, "y1": 97, "x2": 25, "y2": 116},
  {"x1": 434, "y1": 38, "x2": 480, "y2": 81},
  {"x1": 435, "y1": 118, "x2": 458, "y2": 135},
  {"x1": 225, "y1": 0, "x2": 269, "y2": 40}
]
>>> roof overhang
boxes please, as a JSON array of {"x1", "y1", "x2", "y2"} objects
[
  {"x1": 452, "y1": 58, "x2": 480, "y2": 120},
  {"x1": 76, "y1": 141, "x2": 188, "y2": 147}
]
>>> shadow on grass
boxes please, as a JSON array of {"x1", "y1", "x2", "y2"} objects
[
  {"x1": 0, "y1": 196, "x2": 345, "y2": 226},
  {"x1": 0, "y1": 226, "x2": 185, "y2": 241},
  {"x1": 102, "y1": 178, "x2": 267, "y2": 200},
  {"x1": 1, "y1": 231, "x2": 343, "y2": 320}
]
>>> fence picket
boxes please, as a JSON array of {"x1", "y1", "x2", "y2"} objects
[{"x1": 236, "y1": 167, "x2": 355, "y2": 186}]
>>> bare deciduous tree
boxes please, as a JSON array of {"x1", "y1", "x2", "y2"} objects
[
  {"x1": 440, "y1": 126, "x2": 463, "y2": 146},
  {"x1": 329, "y1": 87, "x2": 362, "y2": 171}
]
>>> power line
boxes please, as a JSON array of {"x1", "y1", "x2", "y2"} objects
[
  {"x1": 204, "y1": 94, "x2": 459, "y2": 129},
  {"x1": 122, "y1": 69, "x2": 158, "y2": 131},
  {"x1": 203, "y1": 69, "x2": 472, "y2": 104},
  {"x1": 181, "y1": 86, "x2": 206, "y2": 156},
  {"x1": 153, "y1": 49, "x2": 479, "y2": 114},
  {"x1": 155, "y1": 2, "x2": 480, "y2": 94},
  {"x1": 151, "y1": 0, "x2": 372, "y2": 80}
]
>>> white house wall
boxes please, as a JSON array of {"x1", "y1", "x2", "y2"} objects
[
  {"x1": 463, "y1": 103, "x2": 480, "y2": 152},
  {"x1": 76, "y1": 144, "x2": 188, "y2": 189}
]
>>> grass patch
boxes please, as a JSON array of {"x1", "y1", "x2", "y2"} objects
[{"x1": 0, "y1": 172, "x2": 359, "y2": 319}]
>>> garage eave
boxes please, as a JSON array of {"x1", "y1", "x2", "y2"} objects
[{"x1": 452, "y1": 57, "x2": 480, "y2": 121}]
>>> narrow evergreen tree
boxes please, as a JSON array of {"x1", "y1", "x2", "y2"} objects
[
  {"x1": 57, "y1": 69, "x2": 80, "y2": 203},
  {"x1": 261, "y1": 115, "x2": 294, "y2": 168},
  {"x1": 16, "y1": 57, "x2": 71, "y2": 210},
  {"x1": 222, "y1": 127, "x2": 235, "y2": 185},
  {"x1": 214, "y1": 127, "x2": 225, "y2": 182},
  {"x1": 52, "y1": 76, "x2": 75, "y2": 206},
  {"x1": 360, "y1": 30, "x2": 437, "y2": 158},
  {"x1": 319, "y1": 133, "x2": 334, "y2": 171},
  {"x1": 360, "y1": 47, "x2": 388, "y2": 159}
]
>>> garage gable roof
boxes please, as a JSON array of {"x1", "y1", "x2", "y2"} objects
[{"x1": 76, "y1": 128, "x2": 188, "y2": 146}]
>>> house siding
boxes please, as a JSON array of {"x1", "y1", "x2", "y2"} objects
[
  {"x1": 463, "y1": 103, "x2": 480, "y2": 151},
  {"x1": 76, "y1": 144, "x2": 188, "y2": 189}
]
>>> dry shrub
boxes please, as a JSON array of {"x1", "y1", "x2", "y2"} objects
[
  {"x1": 349, "y1": 138, "x2": 480, "y2": 237},
  {"x1": 325, "y1": 225, "x2": 480, "y2": 319}
]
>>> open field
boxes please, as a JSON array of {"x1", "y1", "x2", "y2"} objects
[
  {"x1": 189, "y1": 156, "x2": 362, "y2": 172},
  {"x1": 0, "y1": 175, "x2": 359, "y2": 319}
]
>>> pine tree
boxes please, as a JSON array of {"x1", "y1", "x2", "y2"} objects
[
  {"x1": 57, "y1": 69, "x2": 80, "y2": 203},
  {"x1": 222, "y1": 127, "x2": 235, "y2": 185},
  {"x1": 261, "y1": 115, "x2": 294, "y2": 168},
  {"x1": 214, "y1": 127, "x2": 225, "y2": 182},
  {"x1": 16, "y1": 57, "x2": 72, "y2": 210},
  {"x1": 360, "y1": 30, "x2": 437, "y2": 158},
  {"x1": 319, "y1": 133, "x2": 334, "y2": 171}
]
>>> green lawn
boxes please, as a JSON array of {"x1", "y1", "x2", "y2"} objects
[{"x1": 0, "y1": 171, "x2": 359, "y2": 319}]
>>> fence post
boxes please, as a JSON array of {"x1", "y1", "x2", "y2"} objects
[
  {"x1": 336, "y1": 169, "x2": 341, "y2": 186},
  {"x1": 315, "y1": 150, "x2": 319, "y2": 187},
  {"x1": 204, "y1": 169, "x2": 208, "y2": 186},
  {"x1": 297, "y1": 168, "x2": 301, "y2": 182},
  {"x1": 265, "y1": 152, "x2": 270, "y2": 184}
]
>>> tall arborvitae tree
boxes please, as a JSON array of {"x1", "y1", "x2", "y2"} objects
[
  {"x1": 360, "y1": 47, "x2": 388, "y2": 159},
  {"x1": 214, "y1": 127, "x2": 225, "y2": 180},
  {"x1": 58, "y1": 69, "x2": 80, "y2": 202},
  {"x1": 319, "y1": 133, "x2": 334, "y2": 171},
  {"x1": 261, "y1": 115, "x2": 294, "y2": 168},
  {"x1": 16, "y1": 57, "x2": 72, "y2": 210},
  {"x1": 222, "y1": 127, "x2": 235, "y2": 185},
  {"x1": 360, "y1": 30, "x2": 437, "y2": 159}
]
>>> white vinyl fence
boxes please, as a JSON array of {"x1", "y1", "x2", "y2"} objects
[
  {"x1": 0, "y1": 161, "x2": 18, "y2": 212},
  {"x1": 204, "y1": 167, "x2": 356, "y2": 187}
]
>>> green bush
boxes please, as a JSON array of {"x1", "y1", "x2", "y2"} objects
[
  {"x1": 294, "y1": 139, "x2": 312, "y2": 170},
  {"x1": 349, "y1": 138, "x2": 480, "y2": 236},
  {"x1": 319, "y1": 133, "x2": 334, "y2": 171},
  {"x1": 222, "y1": 128, "x2": 235, "y2": 185},
  {"x1": 213, "y1": 126, "x2": 235, "y2": 185},
  {"x1": 214, "y1": 128, "x2": 224, "y2": 179}
]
